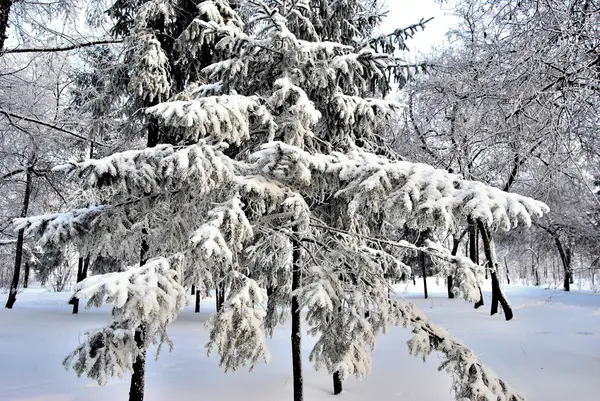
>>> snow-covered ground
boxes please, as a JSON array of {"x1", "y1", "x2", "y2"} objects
[{"x1": 1, "y1": 279, "x2": 598, "y2": 401}]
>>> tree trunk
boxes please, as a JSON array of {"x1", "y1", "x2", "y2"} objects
[
  {"x1": 531, "y1": 253, "x2": 539, "y2": 287},
  {"x1": 71, "y1": 257, "x2": 90, "y2": 314},
  {"x1": 554, "y1": 236, "x2": 571, "y2": 291},
  {"x1": 195, "y1": 288, "x2": 201, "y2": 313},
  {"x1": 446, "y1": 275, "x2": 454, "y2": 299},
  {"x1": 478, "y1": 221, "x2": 513, "y2": 321},
  {"x1": 448, "y1": 235, "x2": 461, "y2": 299},
  {"x1": 5, "y1": 167, "x2": 33, "y2": 309},
  {"x1": 215, "y1": 282, "x2": 225, "y2": 312},
  {"x1": 127, "y1": 115, "x2": 158, "y2": 401},
  {"x1": 0, "y1": 0, "x2": 12, "y2": 51},
  {"x1": 421, "y1": 250, "x2": 428, "y2": 299},
  {"x1": 567, "y1": 248, "x2": 573, "y2": 285},
  {"x1": 191, "y1": 285, "x2": 195, "y2": 295},
  {"x1": 419, "y1": 230, "x2": 429, "y2": 299},
  {"x1": 290, "y1": 226, "x2": 303, "y2": 401},
  {"x1": 22, "y1": 262, "x2": 30, "y2": 288},
  {"x1": 468, "y1": 218, "x2": 484, "y2": 309},
  {"x1": 503, "y1": 256, "x2": 511, "y2": 285},
  {"x1": 129, "y1": 238, "x2": 150, "y2": 401},
  {"x1": 333, "y1": 371, "x2": 342, "y2": 395},
  {"x1": 129, "y1": 324, "x2": 147, "y2": 401}
]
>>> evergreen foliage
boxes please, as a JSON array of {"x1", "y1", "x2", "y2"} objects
[{"x1": 18, "y1": 1, "x2": 548, "y2": 400}]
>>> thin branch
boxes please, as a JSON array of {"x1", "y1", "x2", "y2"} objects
[
  {"x1": 1, "y1": 167, "x2": 28, "y2": 180},
  {"x1": 2, "y1": 39, "x2": 122, "y2": 54},
  {"x1": 43, "y1": 175, "x2": 68, "y2": 205},
  {"x1": 0, "y1": 109, "x2": 107, "y2": 147}
]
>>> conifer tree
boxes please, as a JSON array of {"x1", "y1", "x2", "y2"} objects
[{"x1": 18, "y1": 1, "x2": 548, "y2": 401}]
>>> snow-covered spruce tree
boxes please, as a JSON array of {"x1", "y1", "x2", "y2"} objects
[
  {"x1": 17, "y1": 1, "x2": 547, "y2": 401},
  {"x1": 57, "y1": 1, "x2": 244, "y2": 399}
]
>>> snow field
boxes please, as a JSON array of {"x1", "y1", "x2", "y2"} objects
[{"x1": 1, "y1": 279, "x2": 598, "y2": 401}]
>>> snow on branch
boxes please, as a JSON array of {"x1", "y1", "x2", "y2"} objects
[
  {"x1": 396, "y1": 300, "x2": 525, "y2": 401},
  {"x1": 54, "y1": 142, "x2": 234, "y2": 197},
  {"x1": 194, "y1": 6, "x2": 394, "y2": 97},
  {"x1": 14, "y1": 205, "x2": 111, "y2": 246},
  {"x1": 253, "y1": 142, "x2": 548, "y2": 233},
  {"x1": 308, "y1": 221, "x2": 483, "y2": 302},
  {"x1": 63, "y1": 256, "x2": 187, "y2": 385},
  {"x1": 74, "y1": 256, "x2": 186, "y2": 323},
  {"x1": 206, "y1": 274, "x2": 270, "y2": 372},
  {"x1": 329, "y1": 48, "x2": 394, "y2": 90},
  {"x1": 327, "y1": 94, "x2": 401, "y2": 145},
  {"x1": 177, "y1": 0, "x2": 244, "y2": 57},
  {"x1": 268, "y1": 77, "x2": 321, "y2": 147},
  {"x1": 147, "y1": 96, "x2": 275, "y2": 145},
  {"x1": 190, "y1": 195, "x2": 254, "y2": 263},
  {"x1": 127, "y1": 31, "x2": 171, "y2": 103},
  {"x1": 300, "y1": 246, "x2": 401, "y2": 381}
]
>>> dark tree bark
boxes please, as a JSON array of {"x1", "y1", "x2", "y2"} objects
[
  {"x1": 567, "y1": 248, "x2": 573, "y2": 285},
  {"x1": 529, "y1": 253, "x2": 539, "y2": 286},
  {"x1": 0, "y1": 0, "x2": 12, "y2": 51},
  {"x1": 191, "y1": 284, "x2": 195, "y2": 295},
  {"x1": 421, "y1": 250, "x2": 428, "y2": 299},
  {"x1": 503, "y1": 256, "x2": 511, "y2": 284},
  {"x1": 333, "y1": 371, "x2": 343, "y2": 395},
  {"x1": 195, "y1": 288, "x2": 201, "y2": 313},
  {"x1": 5, "y1": 167, "x2": 33, "y2": 309},
  {"x1": 478, "y1": 221, "x2": 513, "y2": 321},
  {"x1": 215, "y1": 281, "x2": 225, "y2": 312},
  {"x1": 554, "y1": 236, "x2": 571, "y2": 291},
  {"x1": 447, "y1": 235, "x2": 462, "y2": 299},
  {"x1": 468, "y1": 218, "x2": 484, "y2": 309},
  {"x1": 290, "y1": 226, "x2": 303, "y2": 401},
  {"x1": 22, "y1": 262, "x2": 30, "y2": 288},
  {"x1": 418, "y1": 230, "x2": 430, "y2": 299},
  {"x1": 129, "y1": 323, "x2": 147, "y2": 401},
  {"x1": 447, "y1": 275, "x2": 454, "y2": 299},
  {"x1": 127, "y1": 115, "x2": 159, "y2": 401},
  {"x1": 71, "y1": 257, "x2": 90, "y2": 314}
]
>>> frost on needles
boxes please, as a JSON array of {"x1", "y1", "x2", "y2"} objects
[{"x1": 17, "y1": 1, "x2": 548, "y2": 401}]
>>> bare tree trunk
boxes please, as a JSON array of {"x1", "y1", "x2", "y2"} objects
[
  {"x1": 419, "y1": 230, "x2": 429, "y2": 299},
  {"x1": 554, "y1": 236, "x2": 571, "y2": 291},
  {"x1": 421, "y1": 253, "x2": 428, "y2": 299},
  {"x1": 290, "y1": 226, "x2": 303, "y2": 401},
  {"x1": 129, "y1": 323, "x2": 147, "y2": 401},
  {"x1": 478, "y1": 221, "x2": 513, "y2": 321},
  {"x1": 127, "y1": 116, "x2": 159, "y2": 401},
  {"x1": 333, "y1": 371, "x2": 342, "y2": 395},
  {"x1": 22, "y1": 262, "x2": 30, "y2": 288},
  {"x1": 195, "y1": 288, "x2": 201, "y2": 313},
  {"x1": 191, "y1": 285, "x2": 195, "y2": 295},
  {"x1": 129, "y1": 238, "x2": 150, "y2": 401},
  {"x1": 446, "y1": 274, "x2": 454, "y2": 299},
  {"x1": 71, "y1": 257, "x2": 90, "y2": 314},
  {"x1": 468, "y1": 218, "x2": 484, "y2": 309},
  {"x1": 0, "y1": 0, "x2": 12, "y2": 50},
  {"x1": 531, "y1": 253, "x2": 539, "y2": 286},
  {"x1": 503, "y1": 256, "x2": 511, "y2": 285},
  {"x1": 216, "y1": 281, "x2": 225, "y2": 312},
  {"x1": 567, "y1": 248, "x2": 573, "y2": 285},
  {"x1": 5, "y1": 167, "x2": 33, "y2": 309},
  {"x1": 448, "y1": 235, "x2": 462, "y2": 299}
]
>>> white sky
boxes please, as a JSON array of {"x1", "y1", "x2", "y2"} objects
[{"x1": 378, "y1": 0, "x2": 460, "y2": 57}]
